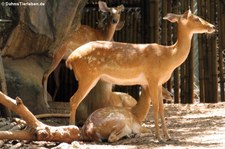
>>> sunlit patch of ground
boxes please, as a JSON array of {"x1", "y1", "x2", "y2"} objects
[{"x1": 146, "y1": 103, "x2": 225, "y2": 149}]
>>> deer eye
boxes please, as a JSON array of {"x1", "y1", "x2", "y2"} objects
[{"x1": 194, "y1": 18, "x2": 200, "y2": 22}]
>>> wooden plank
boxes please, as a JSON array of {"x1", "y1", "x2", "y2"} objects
[
  {"x1": 218, "y1": 1, "x2": 225, "y2": 101},
  {"x1": 198, "y1": 0, "x2": 205, "y2": 103},
  {"x1": 166, "y1": 0, "x2": 175, "y2": 102},
  {"x1": 209, "y1": 0, "x2": 218, "y2": 102},
  {"x1": 203, "y1": 0, "x2": 211, "y2": 103},
  {"x1": 187, "y1": 0, "x2": 194, "y2": 103},
  {"x1": 154, "y1": 0, "x2": 159, "y2": 43},
  {"x1": 180, "y1": 0, "x2": 187, "y2": 103},
  {"x1": 170, "y1": 0, "x2": 180, "y2": 103}
]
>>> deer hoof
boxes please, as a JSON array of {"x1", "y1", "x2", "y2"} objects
[
  {"x1": 108, "y1": 134, "x2": 118, "y2": 142},
  {"x1": 156, "y1": 136, "x2": 165, "y2": 143}
]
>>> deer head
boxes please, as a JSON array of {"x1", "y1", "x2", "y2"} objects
[
  {"x1": 98, "y1": 1, "x2": 125, "y2": 31},
  {"x1": 163, "y1": 10, "x2": 215, "y2": 34}
]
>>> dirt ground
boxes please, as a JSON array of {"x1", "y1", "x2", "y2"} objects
[{"x1": 1, "y1": 102, "x2": 225, "y2": 149}]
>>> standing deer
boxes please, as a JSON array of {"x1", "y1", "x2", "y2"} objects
[
  {"x1": 81, "y1": 86, "x2": 150, "y2": 142},
  {"x1": 41, "y1": 1, "x2": 152, "y2": 125},
  {"x1": 42, "y1": 1, "x2": 125, "y2": 107},
  {"x1": 66, "y1": 10, "x2": 215, "y2": 141}
]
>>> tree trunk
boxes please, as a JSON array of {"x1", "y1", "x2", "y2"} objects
[{"x1": 0, "y1": 91, "x2": 80, "y2": 142}]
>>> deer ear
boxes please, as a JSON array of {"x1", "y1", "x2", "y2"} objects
[
  {"x1": 117, "y1": 4, "x2": 125, "y2": 12},
  {"x1": 163, "y1": 13, "x2": 180, "y2": 23},
  {"x1": 116, "y1": 21, "x2": 125, "y2": 30},
  {"x1": 98, "y1": 1, "x2": 110, "y2": 12},
  {"x1": 182, "y1": 10, "x2": 192, "y2": 19}
]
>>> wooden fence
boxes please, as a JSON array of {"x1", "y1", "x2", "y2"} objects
[{"x1": 50, "y1": 0, "x2": 225, "y2": 103}]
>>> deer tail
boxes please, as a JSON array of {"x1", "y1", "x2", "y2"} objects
[{"x1": 65, "y1": 58, "x2": 73, "y2": 70}]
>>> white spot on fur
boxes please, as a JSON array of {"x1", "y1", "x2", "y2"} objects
[
  {"x1": 74, "y1": 53, "x2": 82, "y2": 58},
  {"x1": 100, "y1": 58, "x2": 105, "y2": 62},
  {"x1": 112, "y1": 8, "x2": 117, "y2": 14},
  {"x1": 116, "y1": 53, "x2": 122, "y2": 60},
  {"x1": 87, "y1": 56, "x2": 97, "y2": 64}
]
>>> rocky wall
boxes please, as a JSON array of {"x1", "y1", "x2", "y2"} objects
[{"x1": 0, "y1": 0, "x2": 87, "y2": 114}]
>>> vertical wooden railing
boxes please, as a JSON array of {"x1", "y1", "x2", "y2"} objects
[
  {"x1": 218, "y1": 0, "x2": 225, "y2": 101},
  {"x1": 48, "y1": 0, "x2": 224, "y2": 103}
]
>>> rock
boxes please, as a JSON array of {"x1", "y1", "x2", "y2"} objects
[
  {"x1": 0, "y1": 0, "x2": 87, "y2": 115},
  {"x1": 3, "y1": 0, "x2": 86, "y2": 58},
  {"x1": 3, "y1": 56, "x2": 51, "y2": 114}
]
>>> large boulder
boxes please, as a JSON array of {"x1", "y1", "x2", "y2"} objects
[
  {"x1": 4, "y1": 56, "x2": 51, "y2": 114},
  {"x1": 4, "y1": 0, "x2": 86, "y2": 58},
  {"x1": 0, "y1": 0, "x2": 87, "y2": 114}
]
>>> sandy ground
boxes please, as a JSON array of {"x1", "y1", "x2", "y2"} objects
[{"x1": 1, "y1": 102, "x2": 225, "y2": 149}]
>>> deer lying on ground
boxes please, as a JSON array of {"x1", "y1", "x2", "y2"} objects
[
  {"x1": 81, "y1": 86, "x2": 150, "y2": 142},
  {"x1": 66, "y1": 10, "x2": 215, "y2": 141},
  {"x1": 81, "y1": 87, "x2": 172, "y2": 142}
]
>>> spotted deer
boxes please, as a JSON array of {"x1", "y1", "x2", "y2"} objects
[
  {"x1": 66, "y1": 10, "x2": 215, "y2": 141},
  {"x1": 81, "y1": 86, "x2": 150, "y2": 142},
  {"x1": 42, "y1": 1, "x2": 125, "y2": 107}
]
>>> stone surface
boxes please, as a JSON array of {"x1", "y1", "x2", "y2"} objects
[
  {"x1": 3, "y1": 0, "x2": 86, "y2": 58},
  {"x1": 0, "y1": 0, "x2": 87, "y2": 114},
  {"x1": 3, "y1": 56, "x2": 51, "y2": 114}
]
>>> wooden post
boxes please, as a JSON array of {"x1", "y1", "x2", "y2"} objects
[
  {"x1": 209, "y1": 0, "x2": 218, "y2": 103},
  {"x1": 186, "y1": 0, "x2": 194, "y2": 103},
  {"x1": 202, "y1": 0, "x2": 218, "y2": 103},
  {"x1": 165, "y1": 0, "x2": 174, "y2": 102},
  {"x1": 171, "y1": 0, "x2": 180, "y2": 103},
  {"x1": 180, "y1": 0, "x2": 187, "y2": 103},
  {"x1": 203, "y1": 0, "x2": 211, "y2": 103},
  {"x1": 198, "y1": 0, "x2": 205, "y2": 103},
  {"x1": 154, "y1": 0, "x2": 159, "y2": 43},
  {"x1": 218, "y1": 1, "x2": 225, "y2": 101}
]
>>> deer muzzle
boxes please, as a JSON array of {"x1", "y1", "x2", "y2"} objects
[{"x1": 208, "y1": 24, "x2": 216, "y2": 33}]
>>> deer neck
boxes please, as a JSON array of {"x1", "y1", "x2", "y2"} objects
[
  {"x1": 172, "y1": 24, "x2": 193, "y2": 68},
  {"x1": 87, "y1": 80, "x2": 112, "y2": 102},
  {"x1": 94, "y1": 80, "x2": 112, "y2": 94},
  {"x1": 102, "y1": 22, "x2": 117, "y2": 41},
  {"x1": 131, "y1": 86, "x2": 151, "y2": 123}
]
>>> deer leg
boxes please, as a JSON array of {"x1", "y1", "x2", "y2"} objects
[
  {"x1": 69, "y1": 77, "x2": 99, "y2": 125},
  {"x1": 42, "y1": 45, "x2": 67, "y2": 107},
  {"x1": 108, "y1": 123, "x2": 128, "y2": 142},
  {"x1": 158, "y1": 86, "x2": 170, "y2": 140},
  {"x1": 148, "y1": 83, "x2": 163, "y2": 142}
]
